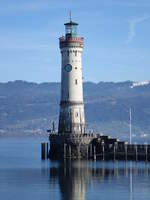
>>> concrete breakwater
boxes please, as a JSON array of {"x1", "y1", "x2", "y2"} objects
[{"x1": 42, "y1": 134, "x2": 150, "y2": 161}]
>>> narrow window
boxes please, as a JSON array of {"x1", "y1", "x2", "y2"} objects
[
  {"x1": 67, "y1": 51, "x2": 69, "y2": 56},
  {"x1": 75, "y1": 79, "x2": 78, "y2": 85},
  {"x1": 75, "y1": 51, "x2": 77, "y2": 56},
  {"x1": 75, "y1": 112, "x2": 78, "y2": 117}
]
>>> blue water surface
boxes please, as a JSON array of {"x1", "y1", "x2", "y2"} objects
[{"x1": 0, "y1": 137, "x2": 150, "y2": 200}]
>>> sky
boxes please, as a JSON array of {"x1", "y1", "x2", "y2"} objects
[{"x1": 0, "y1": 0, "x2": 150, "y2": 83}]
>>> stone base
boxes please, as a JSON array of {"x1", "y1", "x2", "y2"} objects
[
  {"x1": 49, "y1": 133, "x2": 96, "y2": 159},
  {"x1": 50, "y1": 143, "x2": 89, "y2": 159}
]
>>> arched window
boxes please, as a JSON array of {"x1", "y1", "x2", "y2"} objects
[
  {"x1": 75, "y1": 79, "x2": 78, "y2": 85},
  {"x1": 75, "y1": 112, "x2": 78, "y2": 117}
]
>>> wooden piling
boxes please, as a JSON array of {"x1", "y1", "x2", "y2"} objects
[
  {"x1": 125, "y1": 144, "x2": 128, "y2": 161},
  {"x1": 102, "y1": 143, "x2": 105, "y2": 161},
  {"x1": 90, "y1": 144, "x2": 92, "y2": 158},
  {"x1": 64, "y1": 143, "x2": 66, "y2": 159},
  {"x1": 46, "y1": 143, "x2": 49, "y2": 159},
  {"x1": 41, "y1": 142, "x2": 46, "y2": 160},
  {"x1": 78, "y1": 145, "x2": 80, "y2": 158},
  {"x1": 145, "y1": 145, "x2": 148, "y2": 162},
  {"x1": 135, "y1": 145, "x2": 138, "y2": 162},
  {"x1": 69, "y1": 145, "x2": 71, "y2": 158},
  {"x1": 94, "y1": 146, "x2": 96, "y2": 160},
  {"x1": 114, "y1": 145, "x2": 116, "y2": 161},
  {"x1": 87, "y1": 145, "x2": 89, "y2": 159}
]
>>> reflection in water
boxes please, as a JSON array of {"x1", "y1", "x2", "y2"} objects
[
  {"x1": 130, "y1": 162, "x2": 133, "y2": 200},
  {"x1": 50, "y1": 161, "x2": 87, "y2": 200},
  {"x1": 1, "y1": 138, "x2": 150, "y2": 200},
  {"x1": 49, "y1": 161, "x2": 150, "y2": 200}
]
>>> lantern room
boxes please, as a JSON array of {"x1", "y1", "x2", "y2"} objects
[{"x1": 64, "y1": 14, "x2": 78, "y2": 38}]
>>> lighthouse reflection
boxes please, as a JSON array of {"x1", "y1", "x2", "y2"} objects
[
  {"x1": 50, "y1": 161, "x2": 88, "y2": 200},
  {"x1": 49, "y1": 161, "x2": 150, "y2": 200}
]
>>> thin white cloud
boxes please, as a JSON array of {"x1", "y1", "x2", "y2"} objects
[
  {"x1": 127, "y1": 15, "x2": 150, "y2": 44},
  {"x1": 104, "y1": 0, "x2": 150, "y2": 7}
]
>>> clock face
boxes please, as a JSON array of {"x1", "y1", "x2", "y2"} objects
[{"x1": 64, "y1": 64, "x2": 72, "y2": 72}]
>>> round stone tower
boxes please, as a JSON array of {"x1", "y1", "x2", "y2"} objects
[
  {"x1": 49, "y1": 14, "x2": 97, "y2": 159},
  {"x1": 58, "y1": 14, "x2": 85, "y2": 135}
]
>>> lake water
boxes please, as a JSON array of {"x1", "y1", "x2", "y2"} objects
[{"x1": 0, "y1": 137, "x2": 150, "y2": 200}]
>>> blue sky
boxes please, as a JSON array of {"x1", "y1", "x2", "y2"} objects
[{"x1": 0, "y1": 0, "x2": 150, "y2": 83}]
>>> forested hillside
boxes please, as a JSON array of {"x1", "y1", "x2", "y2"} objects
[{"x1": 0, "y1": 80, "x2": 150, "y2": 142}]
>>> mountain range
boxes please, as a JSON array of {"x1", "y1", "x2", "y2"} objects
[{"x1": 0, "y1": 80, "x2": 150, "y2": 143}]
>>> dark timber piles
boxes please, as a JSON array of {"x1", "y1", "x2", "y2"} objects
[
  {"x1": 46, "y1": 133, "x2": 150, "y2": 162},
  {"x1": 41, "y1": 142, "x2": 49, "y2": 160}
]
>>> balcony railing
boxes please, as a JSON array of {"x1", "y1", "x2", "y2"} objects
[{"x1": 59, "y1": 36, "x2": 84, "y2": 44}]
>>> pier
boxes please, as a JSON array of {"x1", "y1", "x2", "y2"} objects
[{"x1": 42, "y1": 134, "x2": 150, "y2": 161}]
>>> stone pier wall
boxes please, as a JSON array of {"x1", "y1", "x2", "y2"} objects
[{"x1": 48, "y1": 133, "x2": 150, "y2": 161}]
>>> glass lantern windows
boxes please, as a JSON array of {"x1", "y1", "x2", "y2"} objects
[{"x1": 65, "y1": 23, "x2": 78, "y2": 38}]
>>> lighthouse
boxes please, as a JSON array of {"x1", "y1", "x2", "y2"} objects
[
  {"x1": 45, "y1": 15, "x2": 149, "y2": 161},
  {"x1": 58, "y1": 14, "x2": 85, "y2": 135},
  {"x1": 49, "y1": 14, "x2": 97, "y2": 159}
]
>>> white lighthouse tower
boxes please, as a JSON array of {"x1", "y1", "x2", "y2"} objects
[
  {"x1": 58, "y1": 14, "x2": 85, "y2": 135},
  {"x1": 49, "y1": 14, "x2": 97, "y2": 159}
]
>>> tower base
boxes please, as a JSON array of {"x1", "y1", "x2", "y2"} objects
[{"x1": 49, "y1": 133, "x2": 97, "y2": 159}]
